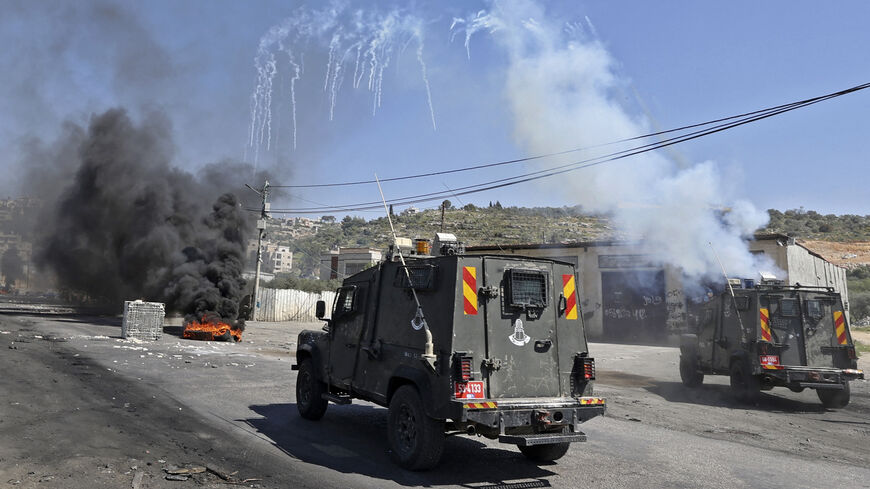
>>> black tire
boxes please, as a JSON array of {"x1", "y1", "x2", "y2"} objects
[
  {"x1": 729, "y1": 361, "x2": 760, "y2": 403},
  {"x1": 817, "y1": 382, "x2": 851, "y2": 409},
  {"x1": 387, "y1": 385, "x2": 445, "y2": 471},
  {"x1": 679, "y1": 354, "x2": 704, "y2": 388},
  {"x1": 296, "y1": 358, "x2": 328, "y2": 420},
  {"x1": 519, "y1": 442, "x2": 570, "y2": 462}
]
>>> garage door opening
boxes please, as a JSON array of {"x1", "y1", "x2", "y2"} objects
[{"x1": 601, "y1": 270, "x2": 668, "y2": 344}]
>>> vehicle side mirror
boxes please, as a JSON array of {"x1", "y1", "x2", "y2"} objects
[{"x1": 315, "y1": 300, "x2": 327, "y2": 320}]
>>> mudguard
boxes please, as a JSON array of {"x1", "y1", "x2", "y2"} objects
[
  {"x1": 297, "y1": 330, "x2": 328, "y2": 381},
  {"x1": 389, "y1": 364, "x2": 441, "y2": 419},
  {"x1": 679, "y1": 334, "x2": 698, "y2": 354}
]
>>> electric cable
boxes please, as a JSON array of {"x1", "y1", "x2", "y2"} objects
[
  {"x1": 254, "y1": 81, "x2": 870, "y2": 214},
  {"x1": 267, "y1": 81, "x2": 870, "y2": 189}
]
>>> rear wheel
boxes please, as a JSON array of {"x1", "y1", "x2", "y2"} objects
[
  {"x1": 387, "y1": 385, "x2": 445, "y2": 470},
  {"x1": 730, "y1": 361, "x2": 760, "y2": 403},
  {"x1": 679, "y1": 354, "x2": 704, "y2": 387},
  {"x1": 296, "y1": 358, "x2": 328, "y2": 420},
  {"x1": 818, "y1": 382, "x2": 851, "y2": 409},
  {"x1": 519, "y1": 442, "x2": 570, "y2": 462}
]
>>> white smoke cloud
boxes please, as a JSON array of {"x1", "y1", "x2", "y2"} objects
[{"x1": 457, "y1": 0, "x2": 777, "y2": 282}]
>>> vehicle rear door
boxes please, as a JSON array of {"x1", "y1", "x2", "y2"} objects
[
  {"x1": 760, "y1": 293, "x2": 805, "y2": 366},
  {"x1": 482, "y1": 257, "x2": 561, "y2": 399},
  {"x1": 802, "y1": 293, "x2": 838, "y2": 368}
]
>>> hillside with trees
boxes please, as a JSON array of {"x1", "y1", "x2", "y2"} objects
[{"x1": 265, "y1": 203, "x2": 615, "y2": 279}]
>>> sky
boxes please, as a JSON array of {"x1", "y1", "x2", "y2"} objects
[{"x1": 1, "y1": 0, "x2": 869, "y2": 219}]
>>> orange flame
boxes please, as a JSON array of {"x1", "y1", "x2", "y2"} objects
[{"x1": 183, "y1": 315, "x2": 242, "y2": 342}]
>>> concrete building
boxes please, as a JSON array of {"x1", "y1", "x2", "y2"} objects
[
  {"x1": 466, "y1": 233, "x2": 847, "y2": 343},
  {"x1": 246, "y1": 240, "x2": 293, "y2": 275},
  {"x1": 270, "y1": 245, "x2": 293, "y2": 274},
  {"x1": 320, "y1": 247, "x2": 383, "y2": 280}
]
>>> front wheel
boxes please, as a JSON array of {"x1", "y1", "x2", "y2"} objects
[
  {"x1": 730, "y1": 361, "x2": 760, "y2": 403},
  {"x1": 296, "y1": 358, "x2": 328, "y2": 420},
  {"x1": 679, "y1": 354, "x2": 704, "y2": 387},
  {"x1": 387, "y1": 385, "x2": 445, "y2": 471},
  {"x1": 818, "y1": 383, "x2": 850, "y2": 409},
  {"x1": 519, "y1": 442, "x2": 570, "y2": 462}
]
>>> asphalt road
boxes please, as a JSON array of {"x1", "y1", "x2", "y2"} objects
[{"x1": 1, "y1": 314, "x2": 868, "y2": 489}]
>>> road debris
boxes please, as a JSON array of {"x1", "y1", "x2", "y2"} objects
[{"x1": 131, "y1": 471, "x2": 144, "y2": 489}]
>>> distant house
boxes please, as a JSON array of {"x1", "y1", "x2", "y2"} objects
[
  {"x1": 319, "y1": 247, "x2": 383, "y2": 280},
  {"x1": 246, "y1": 240, "x2": 293, "y2": 275}
]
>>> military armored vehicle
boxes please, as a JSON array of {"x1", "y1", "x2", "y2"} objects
[
  {"x1": 292, "y1": 254, "x2": 605, "y2": 470},
  {"x1": 679, "y1": 278, "x2": 864, "y2": 407}
]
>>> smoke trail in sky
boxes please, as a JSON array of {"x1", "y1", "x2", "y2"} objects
[
  {"x1": 248, "y1": 3, "x2": 437, "y2": 164},
  {"x1": 453, "y1": 0, "x2": 776, "y2": 283}
]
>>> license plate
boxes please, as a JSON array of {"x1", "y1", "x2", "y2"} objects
[
  {"x1": 454, "y1": 381, "x2": 485, "y2": 399},
  {"x1": 760, "y1": 355, "x2": 780, "y2": 366}
]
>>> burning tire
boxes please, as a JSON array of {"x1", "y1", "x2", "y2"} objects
[
  {"x1": 387, "y1": 385, "x2": 444, "y2": 471},
  {"x1": 679, "y1": 354, "x2": 704, "y2": 388},
  {"x1": 296, "y1": 358, "x2": 328, "y2": 420},
  {"x1": 519, "y1": 441, "x2": 570, "y2": 462},
  {"x1": 817, "y1": 382, "x2": 850, "y2": 409},
  {"x1": 729, "y1": 360, "x2": 760, "y2": 403}
]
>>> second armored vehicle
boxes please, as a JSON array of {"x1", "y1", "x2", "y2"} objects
[{"x1": 680, "y1": 278, "x2": 863, "y2": 407}]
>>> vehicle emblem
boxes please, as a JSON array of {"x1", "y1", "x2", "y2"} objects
[{"x1": 509, "y1": 318, "x2": 530, "y2": 346}]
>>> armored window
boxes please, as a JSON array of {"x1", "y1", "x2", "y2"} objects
[
  {"x1": 507, "y1": 269, "x2": 548, "y2": 308},
  {"x1": 780, "y1": 298, "x2": 799, "y2": 317},
  {"x1": 333, "y1": 286, "x2": 357, "y2": 318},
  {"x1": 704, "y1": 308, "x2": 714, "y2": 323},
  {"x1": 393, "y1": 265, "x2": 437, "y2": 290},
  {"x1": 805, "y1": 299, "x2": 824, "y2": 319},
  {"x1": 733, "y1": 296, "x2": 750, "y2": 311}
]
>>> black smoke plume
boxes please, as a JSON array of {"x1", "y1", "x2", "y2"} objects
[
  {"x1": 33, "y1": 108, "x2": 266, "y2": 324},
  {"x1": 1, "y1": 246, "x2": 24, "y2": 288}
]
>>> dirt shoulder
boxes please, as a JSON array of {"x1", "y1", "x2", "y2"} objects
[{"x1": 0, "y1": 316, "x2": 312, "y2": 489}]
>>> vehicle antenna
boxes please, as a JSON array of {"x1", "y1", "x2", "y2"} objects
[
  {"x1": 709, "y1": 242, "x2": 747, "y2": 340},
  {"x1": 376, "y1": 175, "x2": 437, "y2": 373}
]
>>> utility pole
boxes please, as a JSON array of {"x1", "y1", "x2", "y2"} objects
[
  {"x1": 246, "y1": 180, "x2": 270, "y2": 321},
  {"x1": 440, "y1": 203, "x2": 445, "y2": 232}
]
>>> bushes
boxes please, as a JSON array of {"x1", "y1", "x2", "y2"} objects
[
  {"x1": 263, "y1": 274, "x2": 342, "y2": 293},
  {"x1": 847, "y1": 266, "x2": 870, "y2": 323}
]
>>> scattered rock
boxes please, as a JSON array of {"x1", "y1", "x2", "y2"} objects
[
  {"x1": 165, "y1": 474, "x2": 189, "y2": 481},
  {"x1": 131, "y1": 471, "x2": 144, "y2": 489}
]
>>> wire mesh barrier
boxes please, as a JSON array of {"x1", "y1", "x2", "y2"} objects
[
  {"x1": 121, "y1": 300, "x2": 165, "y2": 340},
  {"x1": 254, "y1": 288, "x2": 336, "y2": 322}
]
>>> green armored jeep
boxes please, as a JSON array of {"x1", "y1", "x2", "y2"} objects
[
  {"x1": 680, "y1": 279, "x2": 864, "y2": 408},
  {"x1": 292, "y1": 254, "x2": 605, "y2": 470}
]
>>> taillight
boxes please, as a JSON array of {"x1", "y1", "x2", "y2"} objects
[
  {"x1": 583, "y1": 357, "x2": 595, "y2": 380},
  {"x1": 454, "y1": 353, "x2": 474, "y2": 381},
  {"x1": 847, "y1": 346, "x2": 857, "y2": 360}
]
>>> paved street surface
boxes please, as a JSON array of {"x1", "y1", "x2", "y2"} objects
[{"x1": 1, "y1": 314, "x2": 869, "y2": 488}]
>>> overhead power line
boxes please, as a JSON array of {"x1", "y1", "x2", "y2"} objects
[{"x1": 256, "y1": 81, "x2": 870, "y2": 214}]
